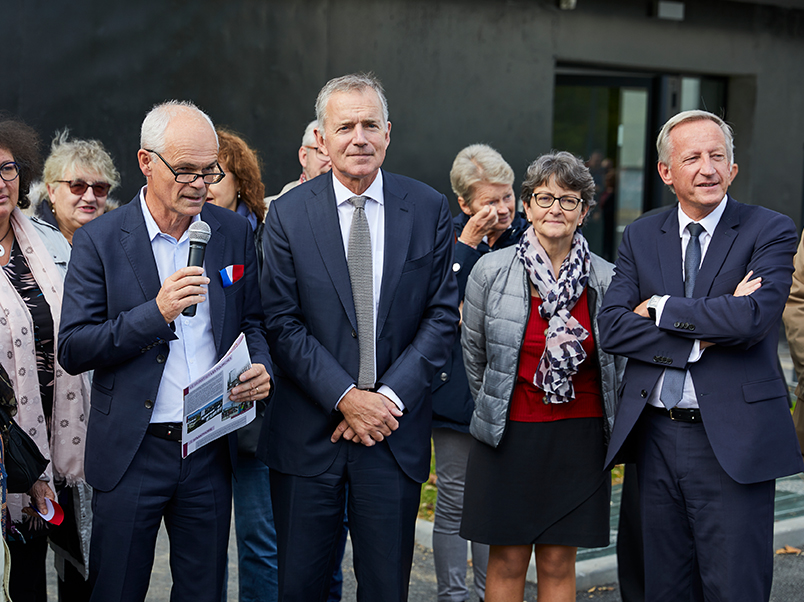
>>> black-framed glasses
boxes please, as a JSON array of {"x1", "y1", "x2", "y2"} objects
[
  {"x1": 56, "y1": 180, "x2": 111, "y2": 197},
  {"x1": 145, "y1": 149, "x2": 225, "y2": 184},
  {"x1": 0, "y1": 162, "x2": 20, "y2": 182},
  {"x1": 531, "y1": 192, "x2": 583, "y2": 211}
]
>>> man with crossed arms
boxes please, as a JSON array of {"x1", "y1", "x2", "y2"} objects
[{"x1": 598, "y1": 110, "x2": 803, "y2": 601}]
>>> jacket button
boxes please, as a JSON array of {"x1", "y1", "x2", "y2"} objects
[
  {"x1": 156, "y1": 354, "x2": 166, "y2": 364},
  {"x1": 674, "y1": 321, "x2": 681, "y2": 328},
  {"x1": 641, "y1": 390, "x2": 648, "y2": 397},
  {"x1": 145, "y1": 399, "x2": 153, "y2": 409},
  {"x1": 452, "y1": 262, "x2": 461, "y2": 272},
  {"x1": 653, "y1": 355, "x2": 660, "y2": 362},
  {"x1": 689, "y1": 324, "x2": 695, "y2": 331},
  {"x1": 440, "y1": 372, "x2": 448, "y2": 382},
  {"x1": 351, "y1": 330, "x2": 357, "y2": 338}
]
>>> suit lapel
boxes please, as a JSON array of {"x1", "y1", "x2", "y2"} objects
[
  {"x1": 377, "y1": 174, "x2": 413, "y2": 336},
  {"x1": 694, "y1": 197, "x2": 739, "y2": 298},
  {"x1": 658, "y1": 208, "x2": 685, "y2": 297},
  {"x1": 119, "y1": 197, "x2": 163, "y2": 301},
  {"x1": 201, "y1": 206, "x2": 225, "y2": 354},
  {"x1": 306, "y1": 175, "x2": 358, "y2": 330}
]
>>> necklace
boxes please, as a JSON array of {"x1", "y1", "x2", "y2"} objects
[{"x1": 0, "y1": 225, "x2": 12, "y2": 258}]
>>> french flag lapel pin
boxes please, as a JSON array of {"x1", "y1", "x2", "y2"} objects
[{"x1": 220, "y1": 264, "x2": 244, "y2": 288}]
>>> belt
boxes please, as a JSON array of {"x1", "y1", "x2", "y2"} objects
[
  {"x1": 147, "y1": 422, "x2": 182, "y2": 442},
  {"x1": 646, "y1": 404, "x2": 702, "y2": 423}
]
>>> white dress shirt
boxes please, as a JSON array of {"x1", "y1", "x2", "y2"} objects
[
  {"x1": 331, "y1": 171, "x2": 405, "y2": 411},
  {"x1": 648, "y1": 196, "x2": 727, "y2": 409},
  {"x1": 139, "y1": 189, "x2": 218, "y2": 423}
]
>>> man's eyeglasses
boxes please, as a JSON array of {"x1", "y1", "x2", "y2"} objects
[
  {"x1": 145, "y1": 149, "x2": 226, "y2": 184},
  {"x1": 531, "y1": 192, "x2": 583, "y2": 211},
  {"x1": 0, "y1": 162, "x2": 20, "y2": 182},
  {"x1": 56, "y1": 180, "x2": 111, "y2": 197},
  {"x1": 304, "y1": 146, "x2": 328, "y2": 160}
]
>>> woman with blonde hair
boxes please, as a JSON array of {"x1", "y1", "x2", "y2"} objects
[
  {"x1": 431, "y1": 143, "x2": 529, "y2": 602},
  {"x1": 33, "y1": 129, "x2": 120, "y2": 244}
]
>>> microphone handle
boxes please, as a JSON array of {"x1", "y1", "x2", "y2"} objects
[{"x1": 181, "y1": 242, "x2": 207, "y2": 317}]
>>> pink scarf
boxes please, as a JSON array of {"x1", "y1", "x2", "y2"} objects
[{"x1": 0, "y1": 208, "x2": 89, "y2": 522}]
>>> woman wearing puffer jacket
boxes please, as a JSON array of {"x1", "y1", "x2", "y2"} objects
[{"x1": 460, "y1": 151, "x2": 625, "y2": 602}]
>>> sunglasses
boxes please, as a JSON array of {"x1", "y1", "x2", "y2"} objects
[{"x1": 56, "y1": 180, "x2": 111, "y2": 197}]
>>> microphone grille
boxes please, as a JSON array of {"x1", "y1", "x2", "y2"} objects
[{"x1": 188, "y1": 220, "x2": 211, "y2": 245}]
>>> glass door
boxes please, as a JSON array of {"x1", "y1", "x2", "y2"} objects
[{"x1": 553, "y1": 73, "x2": 652, "y2": 261}]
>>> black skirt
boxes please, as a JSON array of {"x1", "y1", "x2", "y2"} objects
[{"x1": 460, "y1": 417, "x2": 610, "y2": 548}]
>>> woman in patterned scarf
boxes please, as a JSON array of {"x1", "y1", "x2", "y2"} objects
[
  {"x1": 460, "y1": 151, "x2": 625, "y2": 602},
  {"x1": 0, "y1": 120, "x2": 92, "y2": 602}
]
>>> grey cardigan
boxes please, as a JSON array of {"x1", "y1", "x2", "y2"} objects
[{"x1": 461, "y1": 245, "x2": 625, "y2": 448}]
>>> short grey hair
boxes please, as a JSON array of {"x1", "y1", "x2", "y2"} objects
[
  {"x1": 43, "y1": 129, "x2": 120, "y2": 191},
  {"x1": 302, "y1": 120, "x2": 318, "y2": 148},
  {"x1": 315, "y1": 73, "x2": 389, "y2": 132},
  {"x1": 521, "y1": 151, "x2": 597, "y2": 211},
  {"x1": 140, "y1": 100, "x2": 218, "y2": 154},
  {"x1": 450, "y1": 144, "x2": 514, "y2": 205},
  {"x1": 657, "y1": 109, "x2": 734, "y2": 167}
]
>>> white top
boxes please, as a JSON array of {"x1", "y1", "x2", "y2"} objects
[
  {"x1": 649, "y1": 195, "x2": 727, "y2": 409},
  {"x1": 139, "y1": 189, "x2": 217, "y2": 423},
  {"x1": 331, "y1": 171, "x2": 404, "y2": 411}
]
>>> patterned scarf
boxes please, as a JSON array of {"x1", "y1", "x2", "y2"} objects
[
  {"x1": 516, "y1": 227, "x2": 591, "y2": 404},
  {"x1": 0, "y1": 208, "x2": 89, "y2": 523}
]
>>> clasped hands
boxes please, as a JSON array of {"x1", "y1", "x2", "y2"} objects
[
  {"x1": 632, "y1": 270, "x2": 761, "y2": 349},
  {"x1": 331, "y1": 388, "x2": 403, "y2": 447}
]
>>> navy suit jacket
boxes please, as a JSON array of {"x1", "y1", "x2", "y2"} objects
[
  {"x1": 259, "y1": 171, "x2": 460, "y2": 483},
  {"x1": 599, "y1": 196, "x2": 804, "y2": 484},
  {"x1": 58, "y1": 194, "x2": 271, "y2": 492}
]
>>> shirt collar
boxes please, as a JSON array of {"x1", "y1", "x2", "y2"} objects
[
  {"x1": 677, "y1": 194, "x2": 727, "y2": 238},
  {"x1": 139, "y1": 186, "x2": 200, "y2": 242},
  {"x1": 333, "y1": 170, "x2": 385, "y2": 207}
]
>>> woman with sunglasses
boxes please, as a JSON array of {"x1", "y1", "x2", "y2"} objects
[
  {"x1": 460, "y1": 151, "x2": 625, "y2": 602},
  {"x1": 0, "y1": 120, "x2": 93, "y2": 602},
  {"x1": 31, "y1": 129, "x2": 120, "y2": 244}
]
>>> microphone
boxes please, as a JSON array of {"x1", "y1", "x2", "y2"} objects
[{"x1": 182, "y1": 220, "x2": 211, "y2": 317}]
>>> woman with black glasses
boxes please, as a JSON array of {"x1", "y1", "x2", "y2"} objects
[
  {"x1": 0, "y1": 120, "x2": 93, "y2": 602},
  {"x1": 30, "y1": 129, "x2": 120, "y2": 244},
  {"x1": 460, "y1": 151, "x2": 625, "y2": 602}
]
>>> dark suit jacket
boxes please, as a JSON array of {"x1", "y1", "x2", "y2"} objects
[
  {"x1": 259, "y1": 171, "x2": 460, "y2": 483},
  {"x1": 599, "y1": 196, "x2": 804, "y2": 484},
  {"x1": 58, "y1": 194, "x2": 271, "y2": 492}
]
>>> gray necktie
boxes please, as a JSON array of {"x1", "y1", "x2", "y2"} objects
[
  {"x1": 660, "y1": 222, "x2": 705, "y2": 409},
  {"x1": 347, "y1": 196, "x2": 375, "y2": 390}
]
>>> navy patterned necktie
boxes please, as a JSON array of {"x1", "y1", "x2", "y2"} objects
[
  {"x1": 347, "y1": 196, "x2": 375, "y2": 390},
  {"x1": 660, "y1": 222, "x2": 705, "y2": 409}
]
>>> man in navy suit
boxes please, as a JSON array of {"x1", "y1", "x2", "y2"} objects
[
  {"x1": 598, "y1": 110, "x2": 804, "y2": 601},
  {"x1": 59, "y1": 101, "x2": 272, "y2": 602},
  {"x1": 260, "y1": 73, "x2": 459, "y2": 601}
]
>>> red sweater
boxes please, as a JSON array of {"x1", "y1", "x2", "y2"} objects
[{"x1": 509, "y1": 288, "x2": 604, "y2": 423}]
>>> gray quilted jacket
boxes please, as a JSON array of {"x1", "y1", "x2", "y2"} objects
[{"x1": 462, "y1": 245, "x2": 625, "y2": 448}]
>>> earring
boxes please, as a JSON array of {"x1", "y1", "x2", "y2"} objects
[{"x1": 237, "y1": 191, "x2": 241, "y2": 200}]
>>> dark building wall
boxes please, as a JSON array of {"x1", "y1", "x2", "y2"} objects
[{"x1": 3, "y1": 0, "x2": 804, "y2": 224}]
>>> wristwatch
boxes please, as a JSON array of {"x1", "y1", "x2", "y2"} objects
[{"x1": 647, "y1": 295, "x2": 662, "y2": 321}]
